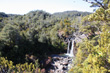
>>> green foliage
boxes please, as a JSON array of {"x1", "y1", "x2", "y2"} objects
[
  {"x1": 0, "y1": 10, "x2": 90, "y2": 72},
  {"x1": 79, "y1": 2, "x2": 110, "y2": 35},
  {"x1": 0, "y1": 12, "x2": 8, "y2": 17},
  {"x1": 69, "y1": 25, "x2": 110, "y2": 73},
  {"x1": 53, "y1": 11, "x2": 90, "y2": 20},
  {"x1": 0, "y1": 57, "x2": 41, "y2": 73},
  {"x1": 86, "y1": 2, "x2": 110, "y2": 22},
  {"x1": 69, "y1": 2, "x2": 110, "y2": 73},
  {"x1": 0, "y1": 24, "x2": 19, "y2": 45}
]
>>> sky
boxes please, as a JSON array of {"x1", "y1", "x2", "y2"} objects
[{"x1": 0, "y1": 0, "x2": 94, "y2": 14}]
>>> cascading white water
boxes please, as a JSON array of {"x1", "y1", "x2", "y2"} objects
[
  {"x1": 66, "y1": 40, "x2": 74, "y2": 57},
  {"x1": 70, "y1": 40, "x2": 74, "y2": 57},
  {"x1": 67, "y1": 40, "x2": 70, "y2": 54}
]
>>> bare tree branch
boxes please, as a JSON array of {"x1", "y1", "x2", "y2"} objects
[
  {"x1": 94, "y1": 0, "x2": 105, "y2": 9},
  {"x1": 83, "y1": 0, "x2": 105, "y2": 9}
]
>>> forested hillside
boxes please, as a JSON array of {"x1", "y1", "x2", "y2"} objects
[
  {"x1": 0, "y1": 10, "x2": 90, "y2": 72},
  {"x1": 53, "y1": 11, "x2": 90, "y2": 20},
  {"x1": 1, "y1": 0, "x2": 110, "y2": 73},
  {"x1": 69, "y1": 0, "x2": 110, "y2": 73}
]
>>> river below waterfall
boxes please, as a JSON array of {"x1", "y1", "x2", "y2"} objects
[
  {"x1": 46, "y1": 39, "x2": 75, "y2": 73},
  {"x1": 44, "y1": 36, "x2": 80, "y2": 73},
  {"x1": 44, "y1": 33, "x2": 87, "y2": 73},
  {"x1": 46, "y1": 54, "x2": 74, "y2": 73}
]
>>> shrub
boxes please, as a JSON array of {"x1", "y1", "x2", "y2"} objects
[{"x1": 0, "y1": 57, "x2": 41, "y2": 73}]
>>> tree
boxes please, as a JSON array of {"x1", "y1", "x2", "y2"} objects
[
  {"x1": 84, "y1": 0, "x2": 110, "y2": 9},
  {"x1": 69, "y1": 0, "x2": 110, "y2": 73},
  {"x1": 0, "y1": 24, "x2": 20, "y2": 47}
]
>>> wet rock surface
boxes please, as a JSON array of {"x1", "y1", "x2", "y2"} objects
[{"x1": 47, "y1": 54, "x2": 73, "y2": 73}]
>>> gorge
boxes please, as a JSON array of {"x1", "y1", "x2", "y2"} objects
[{"x1": 0, "y1": 10, "x2": 90, "y2": 73}]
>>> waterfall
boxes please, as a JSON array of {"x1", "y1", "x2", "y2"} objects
[
  {"x1": 70, "y1": 40, "x2": 74, "y2": 57},
  {"x1": 66, "y1": 40, "x2": 74, "y2": 57},
  {"x1": 67, "y1": 40, "x2": 70, "y2": 54}
]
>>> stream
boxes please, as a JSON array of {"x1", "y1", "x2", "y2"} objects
[
  {"x1": 47, "y1": 54, "x2": 74, "y2": 73},
  {"x1": 46, "y1": 39, "x2": 75, "y2": 73}
]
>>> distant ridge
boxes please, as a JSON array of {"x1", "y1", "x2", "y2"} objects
[
  {"x1": 0, "y1": 10, "x2": 91, "y2": 18},
  {"x1": 53, "y1": 10, "x2": 91, "y2": 19}
]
